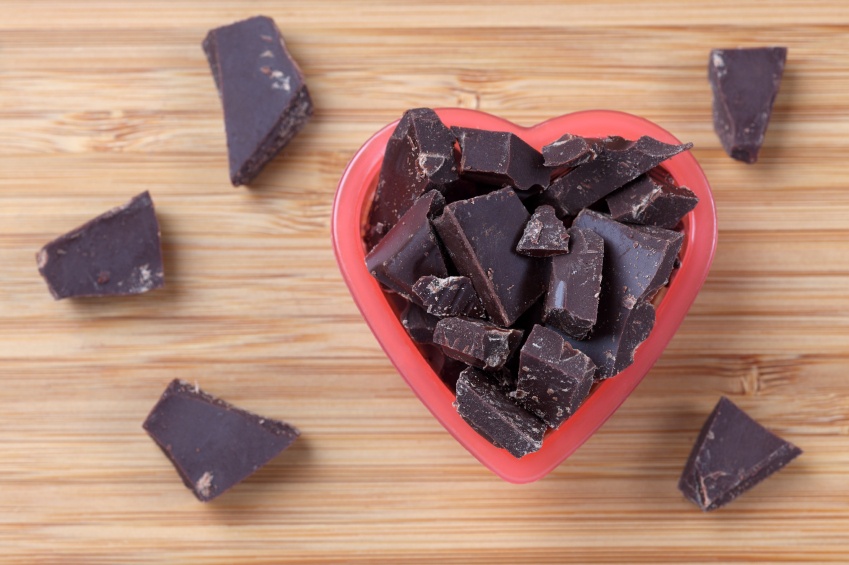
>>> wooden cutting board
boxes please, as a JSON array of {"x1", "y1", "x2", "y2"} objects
[{"x1": 2, "y1": 1, "x2": 848, "y2": 562}]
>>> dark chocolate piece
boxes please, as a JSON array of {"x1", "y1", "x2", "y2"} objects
[
  {"x1": 541, "y1": 133, "x2": 599, "y2": 168},
  {"x1": 516, "y1": 205, "x2": 570, "y2": 257},
  {"x1": 541, "y1": 136, "x2": 693, "y2": 217},
  {"x1": 366, "y1": 108, "x2": 459, "y2": 247},
  {"x1": 203, "y1": 16, "x2": 313, "y2": 186},
  {"x1": 606, "y1": 168, "x2": 699, "y2": 229},
  {"x1": 565, "y1": 210, "x2": 683, "y2": 378},
  {"x1": 451, "y1": 127, "x2": 549, "y2": 191},
  {"x1": 400, "y1": 301, "x2": 439, "y2": 343},
  {"x1": 708, "y1": 47, "x2": 787, "y2": 164},
  {"x1": 412, "y1": 275, "x2": 485, "y2": 318},
  {"x1": 454, "y1": 366, "x2": 545, "y2": 458},
  {"x1": 365, "y1": 190, "x2": 448, "y2": 301},
  {"x1": 433, "y1": 317, "x2": 523, "y2": 371},
  {"x1": 36, "y1": 191, "x2": 164, "y2": 300},
  {"x1": 543, "y1": 227, "x2": 604, "y2": 339},
  {"x1": 433, "y1": 188, "x2": 545, "y2": 326},
  {"x1": 679, "y1": 397, "x2": 802, "y2": 511},
  {"x1": 511, "y1": 325, "x2": 596, "y2": 428},
  {"x1": 143, "y1": 379, "x2": 300, "y2": 502}
]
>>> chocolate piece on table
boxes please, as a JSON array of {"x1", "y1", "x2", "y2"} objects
[
  {"x1": 143, "y1": 379, "x2": 299, "y2": 502},
  {"x1": 433, "y1": 317, "x2": 523, "y2": 371},
  {"x1": 516, "y1": 204, "x2": 570, "y2": 257},
  {"x1": 708, "y1": 47, "x2": 787, "y2": 164},
  {"x1": 36, "y1": 191, "x2": 164, "y2": 300},
  {"x1": 412, "y1": 275, "x2": 485, "y2": 318},
  {"x1": 203, "y1": 16, "x2": 313, "y2": 186},
  {"x1": 540, "y1": 136, "x2": 693, "y2": 217},
  {"x1": 543, "y1": 227, "x2": 604, "y2": 339},
  {"x1": 400, "y1": 301, "x2": 439, "y2": 343},
  {"x1": 511, "y1": 325, "x2": 596, "y2": 429},
  {"x1": 451, "y1": 127, "x2": 549, "y2": 191},
  {"x1": 454, "y1": 366, "x2": 545, "y2": 458},
  {"x1": 366, "y1": 108, "x2": 459, "y2": 247},
  {"x1": 679, "y1": 396, "x2": 802, "y2": 512},
  {"x1": 606, "y1": 168, "x2": 699, "y2": 229},
  {"x1": 565, "y1": 210, "x2": 683, "y2": 378},
  {"x1": 433, "y1": 188, "x2": 545, "y2": 327},
  {"x1": 541, "y1": 133, "x2": 599, "y2": 168},
  {"x1": 365, "y1": 190, "x2": 448, "y2": 301}
]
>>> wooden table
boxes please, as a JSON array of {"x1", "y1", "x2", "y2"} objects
[{"x1": 2, "y1": 1, "x2": 849, "y2": 562}]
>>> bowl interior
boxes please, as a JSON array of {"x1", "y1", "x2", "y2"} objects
[{"x1": 332, "y1": 108, "x2": 717, "y2": 483}]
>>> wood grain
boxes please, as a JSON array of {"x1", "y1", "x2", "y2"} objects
[{"x1": 2, "y1": 1, "x2": 849, "y2": 562}]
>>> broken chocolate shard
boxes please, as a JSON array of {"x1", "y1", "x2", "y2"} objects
[
  {"x1": 679, "y1": 396, "x2": 802, "y2": 511},
  {"x1": 606, "y1": 168, "x2": 699, "y2": 229},
  {"x1": 433, "y1": 188, "x2": 545, "y2": 327},
  {"x1": 709, "y1": 47, "x2": 787, "y2": 164},
  {"x1": 565, "y1": 210, "x2": 682, "y2": 378},
  {"x1": 366, "y1": 108, "x2": 459, "y2": 247},
  {"x1": 540, "y1": 136, "x2": 693, "y2": 217},
  {"x1": 400, "y1": 301, "x2": 439, "y2": 343},
  {"x1": 516, "y1": 204, "x2": 570, "y2": 257},
  {"x1": 541, "y1": 133, "x2": 599, "y2": 168},
  {"x1": 543, "y1": 227, "x2": 604, "y2": 340},
  {"x1": 511, "y1": 325, "x2": 596, "y2": 428},
  {"x1": 143, "y1": 379, "x2": 299, "y2": 502},
  {"x1": 433, "y1": 317, "x2": 523, "y2": 371},
  {"x1": 365, "y1": 190, "x2": 448, "y2": 301},
  {"x1": 36, "y1": 191, "x2": 164, "y2": 300},
  {"x1": 451, "y1": 126, "x2": 549, "y2": 191},
  {"x1": 203, "y1": 16, "x2": 313, "y2": 186},
  {"x1": 455, "y1": 366, "x2": 545, "y2": 458},
  {"x1": 412, "y1": 275, "x2": 485, "y2": 318}
]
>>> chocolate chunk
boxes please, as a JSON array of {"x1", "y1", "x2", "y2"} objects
[
  {"x1": 433, "y1": 188, "x2": 545, "y2": 326},
  {"x1": 606, "y1": 168, "x2": 699, "y2": 229},
  {"x1": 36, "y1": 191, "x2": 164, "y2": 300},
  {"x1": 400, "y1": 301, "x2": 439, "y2": 343},
  {"x1": 454, "y1": 366, "x2": 545, "y2": 458},
  {"x1": 541, "y1": 133, "x2": 599, "y2": 168},
  {"x1": 516, "y1": 204, "x2": 570, "y2": 257},
  {"x1": 365, "y1": 190, "x2": 448, "y2": 301},
  {"x1": 543, "y1": 227, "x2": 604, "y2": 339},
  {"x1": 203, "y1": 16, "x2": 313, "y2": 186},
  {"x1": 366, "y1": 108, "x2": 459, "y2": 247},
  {"x1": 143, "y1": 379, "x2": 300, "y2": 502},
  {"x1": 709, "y1": 47, "x2": 787, "y2": 164},
  {"x1": 451, "y1": 127, "x2": 549, "y2": 191},
  {"x1": 433, "y1": 317, "x2": 523, "y2": 371},
  {"x1": 565, "y1": 210, "x2": 683, "y2": 378},
  {"x1": 412, "y1": 275, "x2": 485, "y2": 318},
  {"x1": 511, "y1": 325, "x2": 596, "y2": 428},
  {"x1": 541, "y1": 136, "x2": 693, "y2": 217},
  {"x1": 679, "y1": 397, "x2": 802, "y2": 511}
]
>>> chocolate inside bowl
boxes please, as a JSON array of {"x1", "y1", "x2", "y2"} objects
[{"x1": 333, "y1": 107, "x2": 716, "y2": 482}]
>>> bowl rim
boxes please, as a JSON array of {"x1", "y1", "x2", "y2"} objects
[{"x1": 332, "y1": 108, "x2": 718, "y2": 483}]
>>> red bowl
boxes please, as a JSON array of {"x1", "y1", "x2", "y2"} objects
[{"x1": 332, "y1": 109, "x2": 717, "y2": 483}]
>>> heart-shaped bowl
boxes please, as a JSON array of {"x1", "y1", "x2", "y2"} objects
[{"x1": 332, "y1": 108, "x2": 717, "y2": 483}]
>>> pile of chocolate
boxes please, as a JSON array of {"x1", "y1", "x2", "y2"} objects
[{"x1": 364, "y1": 108, "x2": 698, "y2": 458}]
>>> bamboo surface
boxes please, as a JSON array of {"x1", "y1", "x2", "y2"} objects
[{"x1": 2, "y1": 1, "x2": 849, "y2": 563}]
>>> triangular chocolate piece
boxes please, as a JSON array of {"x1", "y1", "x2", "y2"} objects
[
  {"x1": 203, "y1": 16, "x2": 313, "y2": 186},
  {"x1": 709, "y1": 47, "x2": 787, "y2": 163},
  {"x1": 365, "y1": 190, "x2": 448, "y2": 301},
  {"x1": 36, "y1": 191, "x2": 164, "y2": 300},
  {"x1": 451, "y1": 126, "x2": 549, "y2": 191},
  {"x1": 143, "y1": 379, "x2": 300, "y2": 502},
  {"x1": 541, "y1": 136, "x2": 693, "y2": 217},
  {"x1": 516, "y1": 205, "x2": 570, "y2": 257},
  {"x1": 366, "y1": 108, "x2": 459, "y2": 248},
  {"x1": 541, "y1": 133, "x2": 599, "y2": 168},
  {"x1": 679, "y1": 397, "x2": 801, "y2": 511}
]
